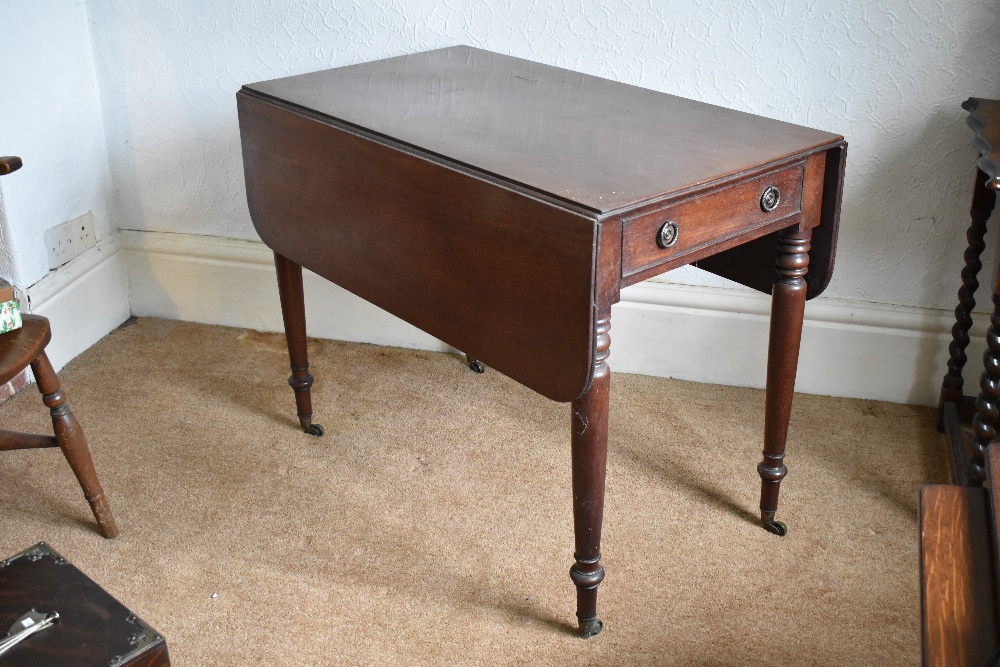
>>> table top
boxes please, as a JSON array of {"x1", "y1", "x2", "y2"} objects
[
  {"x1": 965, "y1": 98, "x2": 1000, "y2": 189},
  {"x1": 245, "y1": 46, "x2": 841, "y2": 216},
  {"x1": 239, "y1": 48, "x2": 845, "y2": 402}
]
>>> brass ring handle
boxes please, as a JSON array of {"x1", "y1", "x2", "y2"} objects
[
  {"x1": 657, "y1": 221, "x2": 679, "y2": 248},
  {"x1": 0, "y1": 157, "x2": 23, "y2": 175},
  {"x1": 760, "y1": 186, "x2": 780, "y2": 212}
]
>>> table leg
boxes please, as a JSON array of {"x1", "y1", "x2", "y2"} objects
[
  {"x1": 968, "y1": 272, "x2": 1000, "y2": 486},
  {"x1": 274, "y1": 252, "x2": 324, "y2": 436},
  {"x1": 758, "y1": 227, "x2": 812, "y2": 536},
  {"x1": 569, "y1": 312, "x2": 610, "y2": 638},
  {"x1": 938, "y1": 169, "x2": 995, "y2": 422}
]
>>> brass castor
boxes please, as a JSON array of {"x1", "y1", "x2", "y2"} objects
[
  {"x1": 299, "y1": 416, "x2": 325, "y2": 437},
  {"x1": 465, "y1": 354, "x2": 485, "y2": 374},
  {"x1": 578, "y1": 617, "x2": 603, "y2": 638},
  {"x1": 761, "y1": 510, "x2": 788, "y2": 536}
]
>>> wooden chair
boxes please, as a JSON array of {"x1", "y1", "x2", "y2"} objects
[
  {"x1": 0, "y1": 155, "x2": 118, "y2": 538},
  {"x1": 0, "y1": 314, "x2": 119, "y2": 539}
]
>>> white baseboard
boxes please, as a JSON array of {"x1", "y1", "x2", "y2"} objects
[
  {"x1": 613, "y1": 282, "x2": 986, "y2": 407},
  {"x1": 26, "y1": 234, "x2": 131, "y2": 372},
  {"x1": 120, "y1": 229, "x2": 986, "y2": 407}
]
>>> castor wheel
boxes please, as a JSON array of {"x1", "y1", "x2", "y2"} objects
[
  {"x1": 761, "y1": 511, "x2": 787, "y2": 536},
  {"x1": 763, "y1": 520, "x2": 788, "y2": 536},
  {"x1": 578, "y1": 617, "x2": 603, "y2": 638},
  {"x1": 465, "y1": 354, "x2": 485, "y2": 374},
  {"x1": 299, "y1": 417, "x2": 325, "y2": 436}
]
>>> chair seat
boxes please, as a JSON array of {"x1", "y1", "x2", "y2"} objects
[{"x1": 0, "y1": 315, "x2": 50, "y2": 386}]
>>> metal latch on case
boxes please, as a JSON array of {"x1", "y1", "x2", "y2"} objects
[{"x1": 0, "y1": 610, "x2": 59, "y2": 658}]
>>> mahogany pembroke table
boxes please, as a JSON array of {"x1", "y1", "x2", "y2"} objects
[{"x1": 237, "y1": 46, "x2": 847, "y2": 637}]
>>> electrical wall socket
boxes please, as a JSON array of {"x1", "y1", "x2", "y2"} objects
[
  {"x1": 43, "y1": 212, "x2": 96, "y2": 270},
  {"x1": 74, "y1": 211, "x2": 96, "y2": 252},
  {"x1": 44, "y1": 220, "x2": 77, "y2": 269}
]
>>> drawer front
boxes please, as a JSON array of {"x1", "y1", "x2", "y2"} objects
[{"x1": 622, "y1": 162, "x2": 804, "y2": 277}]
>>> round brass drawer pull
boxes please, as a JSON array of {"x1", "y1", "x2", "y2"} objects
[
  {"x1": 760, "y1": 186, "x2": 780, "y2": 212},
  {"x1": 657, "y1": 221, "x2": 679, "y2": 248}
]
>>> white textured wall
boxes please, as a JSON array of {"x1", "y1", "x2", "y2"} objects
[
  {"x1": 0, "y1": 0, "x2": 115, "y2": 289},
  {"x1": 87, "y1": 0, "x2": 1000, "y2": 310}
]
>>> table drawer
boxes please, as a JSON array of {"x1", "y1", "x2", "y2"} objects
[{"x1": 622, "y1": 162, "x2": 804, "y2": 277}]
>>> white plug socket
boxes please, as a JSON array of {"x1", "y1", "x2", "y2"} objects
[
  {"x1": 43, "y1": 212, "x2": 96, "y2": 270},
  {"x1": 44, "y1": 221, "x2": 77, "y2": 269},
  {"x1": 74, "y1": 212, "x2": 96, "y2": 252}
]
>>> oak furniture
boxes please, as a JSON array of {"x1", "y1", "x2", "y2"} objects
[
  {"x1": 237, "y1": 46, "x2": 846, "y2": 636},
  {"x1": 938, "y1": 98, "x2": 1000, "y2": 486},
  {"x1": 0, "y1": 156, "x2": 117, "y2": 539},
  {"x1": 919, "y1": 444, "x2": 1000, "y2": 666},
  {"x1": 923, "y1": 98, "x2": 1000, "y2": 666}
]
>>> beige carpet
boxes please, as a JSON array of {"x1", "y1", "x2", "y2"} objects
[{"x1": 0, "y1": 318, "x2": 947, "y2": 666}]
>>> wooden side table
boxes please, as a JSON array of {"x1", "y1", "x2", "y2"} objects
[
  {"x1": 237, "y1": 46, "x2": 846, "y2": 636},
  {"x1": 938, "y1": 98, "x2": 1000, "y2": 486}
]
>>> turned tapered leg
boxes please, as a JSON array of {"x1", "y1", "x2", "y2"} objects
[
  {"x1": 968, "y1": 273, "x2": 1000, "y2": 486},
  {"x1": 31, "y1": 351, "x2": 118, "y2": 538},
  {"x1": 274, "y1": 252, "x2": 323, "y2": 436},
  {"x1": 758, "y1": 227, "x2": 812, "y2": 536},
  {"x1": 569, "y1": 313, "x2": 610, "y2": 638}
]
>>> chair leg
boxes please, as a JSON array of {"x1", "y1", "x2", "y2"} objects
[{"x1": 31, "y1": 351, "x2": 119, "y2": 538}]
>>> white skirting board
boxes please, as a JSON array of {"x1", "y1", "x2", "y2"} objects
[
  {"x1": 25, "y1": 235, "x2": 132, "y2": 372},
  {"x1": 120, "y1": 229, "x2": 988, "y2": 407}
]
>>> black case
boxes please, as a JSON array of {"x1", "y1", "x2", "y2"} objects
[{"x1": 0, "y1": 542, "x2": 169, "y2": 666}]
